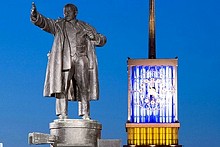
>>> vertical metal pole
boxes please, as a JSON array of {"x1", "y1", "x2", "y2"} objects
[{"x1": 148, "y1": 0, "x2": 156, "y2": 59}]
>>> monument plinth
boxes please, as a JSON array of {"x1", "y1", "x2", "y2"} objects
[
  {"x1": 29, "y1": 119, "x2": 121, "y2": 147},
  {"x1": 50, "y1": 119, "x2": 101, "y2": 147}
]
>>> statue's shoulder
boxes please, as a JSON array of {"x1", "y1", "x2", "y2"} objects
[
  {"x1": 55, "y1": 18, "x2": 65, "y2": 24},
  {"x1": 77, "y1": 20, "x2": 88, "y2": 26},
  {"x1": 77, "y1": 20, "x2": 95, "y2": 31}
]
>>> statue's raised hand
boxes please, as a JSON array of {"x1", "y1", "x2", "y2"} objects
[{"x1": 31, "y1": 2, "x2": 37, "y2": 19}]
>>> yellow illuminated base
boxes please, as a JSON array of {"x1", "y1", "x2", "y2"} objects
[{"x1": 126, "y1": 123, "x2": 180, "y2": 146}]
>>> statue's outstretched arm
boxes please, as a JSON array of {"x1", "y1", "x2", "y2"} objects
[{"x1": 30, "y1": 2, "x2": 56, "y2": 35}]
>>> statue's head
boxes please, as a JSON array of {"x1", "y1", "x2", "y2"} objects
[{"x1": 63, "y1": 4, "x2": 78, "y2": 21}]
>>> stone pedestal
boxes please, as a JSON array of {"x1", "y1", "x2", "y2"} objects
[
  {"x1": 98, "y1": 139, "x2": 121, "y2": 147},
  {"x1": 50, "y1": 119, "x2": 102, "y2": 147},
  {"x1": 29, "y1": 119, "x2": 121, "y2": 147}
]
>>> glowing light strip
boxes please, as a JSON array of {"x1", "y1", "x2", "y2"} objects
[{"x1": 127, "y1": 127, "x2": 179, "y2": 145}]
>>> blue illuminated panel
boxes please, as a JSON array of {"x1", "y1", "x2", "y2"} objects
[{"x1": 129, "y1": 65, "x2": 177, "y2": 123}]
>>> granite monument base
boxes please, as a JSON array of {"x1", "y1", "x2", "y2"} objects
[
  {"x1": 29, "y1": 119, "x2": 102, "y2": 147},
  {"x1": 50, "y1": 119, "x2": 101, "y2": 147},
  {"x1": 29, "y1": 119, "x2": 121, "y2": 147}
]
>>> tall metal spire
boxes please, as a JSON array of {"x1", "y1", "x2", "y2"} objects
[{"x1": 148, "y1": 0, "x2": 156, "y2": 59}]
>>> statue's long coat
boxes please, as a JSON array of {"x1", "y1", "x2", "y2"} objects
[{"x1": 31, "y1": 13, "x2": 106, "y2": 101}]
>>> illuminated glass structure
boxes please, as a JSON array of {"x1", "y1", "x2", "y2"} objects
[
  {"x1": 125, "y1": 59, "x2": 182, "y2": 147},
  {"x1": 128, "y1": 60, "x2": 177, "y2": 123},
  {"x1": 124, "y1": 0, "x2": 182, "y2": 146}
]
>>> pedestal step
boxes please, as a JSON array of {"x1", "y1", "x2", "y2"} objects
[
  {"x1": 123, "y1": 145, "x2": 182, "y2": 147},
  {"x1": 98, "y1": 139, "x2": 121, "y2": 147},
  {"x1": 56, "y1": 144, "x2": 93, "y2": 147}
]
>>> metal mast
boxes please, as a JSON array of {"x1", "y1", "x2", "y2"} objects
[{"x1": 148, "y1": 0, "x2": 156, "y2": 59}]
